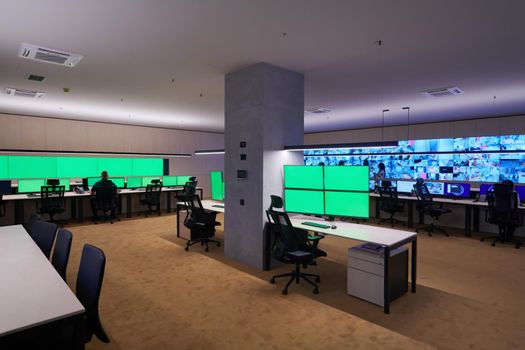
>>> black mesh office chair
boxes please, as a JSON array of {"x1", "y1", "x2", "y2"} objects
[
  {"x1": 140, "y1": 183, "x2": 162, "y2": 216},
  {"x1": 76, "y1": 244, "x2": 110, "y2": 343},
  {"x1": 30, "y1": 219, "x2": 58, "y2": 259},
  {"x1": 413, "y1": 178, "x2": 451, "y2": 236},
  {"x1": 481, "y1": 183, "x2": 523, "y2": 249},
  {"x1": 39, "y1": 185, "x2": 66, "y2": 226},
  {"x1": 182, "y1": 185, "x2": 221, "y2": 252},
  {"x1": 266, "y1": 195, "x2": 326, "y2": 295},
  {"x1": 378, "y1": 186, "x2": 405, "y2": 227},
  {"x1": 52, "y1": 229, "x2": 73, "y2": 282},
  {"x1": 92, "y1": 185, "x2": 119, "y2": 224}
]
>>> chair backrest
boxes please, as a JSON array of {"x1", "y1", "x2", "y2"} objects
[
  {"x1": 378, "y1": 186, "x2": 399, "y2": 211},
  {"x1": 40, "y1": 185, "x2": 66, "y2": 210},
  {"x1": 266, "y1": 208, "x2": 303, "y2": 253},
  {"x1": 487, "y1": 183, "x2": 518, "y2": 220},
  {"x1": 76, "y1": 244, "x2": 109, "y2": 343},
  {"x1": 413, "y1": 179, "x2": 433, "y2": 206},
  {"x1": 52, "y1": 229, "x2": 73, "y2": 282},
  {"x1": 95, "y1": 183, "x2": 118, "y2": 210},
  {"x1": 183, "y1": 185, "x2": 208, "y2": 227},
  {"x1": 145, "y1": 184, "x2": 162, "y2": 203},
  {"x1": 30, "y1": 220, "x2": 58, "y2": 259}
]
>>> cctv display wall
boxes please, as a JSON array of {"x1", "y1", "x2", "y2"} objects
[{"x1": 304, "y1": 134, "x2": 525, "y2": 184}]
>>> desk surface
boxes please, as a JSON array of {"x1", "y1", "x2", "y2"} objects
[
  {"x1": 201, "y1": 199, "x2": 225, "y2": 213},
  {"x1": 0, "y1": 225, "x2": 84, "y2": 336}
]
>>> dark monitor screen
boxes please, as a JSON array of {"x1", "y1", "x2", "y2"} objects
[
  {"x1": 479, "y1": 184, "x2": 495, "y2": 195},
  {"x1": 0, "y1": 180, "x2": 12, "y2": 195},
  {"x1": 444, "y1": 182, "x2": 471, "y2": 198},
  {"x1": 515, "y1": 185, "x2": 525, "y2": 202}
]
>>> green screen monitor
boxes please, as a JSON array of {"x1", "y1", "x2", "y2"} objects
[
  {"x1": 47, "y1": 178, "x2": 70, "y2": 190},
  {"x1": 162, "y1": 176, "x2": 178, "y2": 187},
  {"x1": 284, "y1": 165, "x2": 324, "y2": 190},
  {"x1": 18, "y1": 179, "x2": 45, "y2": 193},
  {"x1": 284, "y1": 189, "x2": 324, "y2": 215},
  {"x1": 324, "y1": 166, "x2": 369, "y2": 191},
  {"x1": 210, "y1": 171, "x2": 224, "y2": 200},
  {"x1": 109, "y1": 177, "x2": 125, "y2": 189},
  {"x1": 324, "y1": 191, "x2": 369, "y2": 218},
  {"x1": 176, "y1": 176, "x2": 192, "y2": 186},
  {"x1": 142, "y1": 176, "x2": 161, "y2": 187},
  {"x1": 87, "y1": 177, "x2": 100, "y2": 187},
  {"x1": 126, "y1": 177, "x2": 143, "y2": 188}
]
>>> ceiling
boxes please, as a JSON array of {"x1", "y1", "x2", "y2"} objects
[{"x1": 1, "y1": 0, "x2": 524, "y2": 133}]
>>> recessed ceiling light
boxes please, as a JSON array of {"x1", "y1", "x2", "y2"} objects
[
  {"x1": 421, "y1": 87, "x2": 464, "y2": 98},
  {"x1": 5, "y1": 87, "x2": 45, "y2": 98},
  {"x1": 306, "y1": 107, "x2": 331, "y2": 114},
  {"x1": 18, "y1": 43, "x2": 83, "y2": 67}
]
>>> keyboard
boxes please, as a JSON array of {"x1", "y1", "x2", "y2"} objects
[
  {"x1": 26, "y1": 193, "x2": 40, "y2": 198},
  {"x1": 301, "y1": 221, "x2": 331, "y2": 229},
  {"x1": 212, "y1": 204, "x2": 225, "y2": 208}
]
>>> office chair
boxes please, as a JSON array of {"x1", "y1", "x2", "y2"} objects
[
  {"x1": 30, "y1": 219, "x2": 58, "y2": 259},
  {"x1": 481, "y1": 183, "x2": 523, "y2": 249},
  {"x1": 51, "y1": 229, "x2": 73, "y2": 282},
  {"x1": 266, "y1": 195, "x2": 326, "y2": 295},
  {"x1": 76, "y1": 244, "x2": 110, "y2": 343},
  {"x1": 39, "y1": 185, "x2": 66, "y2": 226},
  {"x1": 140, "y1": 183, "x2": 162, "y2": 216},
  {"x1": 378, "y1": 186, "x2": 405, "y2": 227},
  {"x1": 92, "y1": 184, "x2": 119, "y2": 224},
  {"x1": 182, "y1": 185, "x2": 221, "y2": 251},
  {"x1": 413, "y1": 179, "x2": 451, "y2": 236}
]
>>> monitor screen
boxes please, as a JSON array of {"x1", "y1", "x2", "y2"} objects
[
  {"x1": 479, "y1": 183, "x2": 495, "y2": 195},
  {"x1": 397, "y1": 180, "x2": 416, "y2": 194},
  {"x1": 323, "y1": 166, "x2": 369, "y2": 191},
  {"x1": 126, "y1": 177, "x2": 143, "y2": 188},
  {"x1": 284, "y1": 166, "x2": 324, "y2": 190},
  {"x1": 444, "y1": 182, "x2": 471, "y2": 198},
  {"x1": 210, "y1": 171, "x2": 224, "y2": 200},
  {"x1": 0, "y1": 180, "x2": 12, "y2": 195},
  {"x1": 426, "y1": 182, "x2": 444, "y2": 196},
  {"x1": 284, "y1": 189, "x2": 324, "y2": 215},
  {"x1": 176, "y1": 176, "x2": 192, "y2": 186},
  {"x1": 87, "y1": 177, "x2": 99, "y2": 187},
  {"x1": 142, "y1": 177, "x2": 161, "y2": 187},
  {"x1": 110, "y1": 177, "x2": 125, "y2": 189},
  {"x1": 162, "y1": 176, "x2": 178, "y2": 187},
  {"x1": 18, "y1": 179, "x2": 45, "y2": 193},
  {"x1": 324, "y1": 191, "x2": 369, "y2": 218},
  {"x1": 515, "y1": 185, "x2": 525, "y2": 202},
  {"x1": 369, "y1": 180, "x2": 375, "y2": 191}
]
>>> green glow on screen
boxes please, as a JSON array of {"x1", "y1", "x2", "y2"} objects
[
  {"x1": 0, "y1": 156, "x2": 8, "y2": 179},
  {"x1": 133, "y1": 158, "x2": 163, "y2": 176},
  {"x1": 176, "y1": 176, "x2": 192, "y2": 186},
  {"x1": 18, "y1": 179, "x2": 45, "y2": 193},
  {"x1": 284, "y1": 166, "x2": 324, "y2": 190},
  {"x1": 126, "y1": 177, "x2": 142, "y2": 188},
  {"x1": 162, "y1": 176, "x2": 178, "y2": 186},
  {"x1": 98, "y1": 158, "x2": 133, "y2": 177},
  {"x1": 210, "y1": 171, "x2": 224, "y2": 200},
  {"x1": 9, "y1": 157, "x2": 57, "y2": 179},
  {"x1": 324, "y1": 191, "x2": 369, "y2": 218},
  {"x1": 56, "y1": 178, "x2": 70, "y2": 189},
  {"x1": 324, "y1": 166, "x2": 369, "y2": 191},
  {"x1": 57, "y1": 157, "x2": 98, "y2": 178},
  {"x1": 284, "y1": 189, "x2": 324, "y2": 215},
  {"x1": 110, "y1": 177, "x2": 125, "y2": 188},
  {"x1": 87, "y1": 177, "x2": 99, "y2": 187},
  {"x1": 142, "y1": 177, "x2": 161, "y2": 187}
]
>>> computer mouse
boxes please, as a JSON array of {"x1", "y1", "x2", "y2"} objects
[{"x1": 331, "y1": 224, "x2": 337, "y2": 229}]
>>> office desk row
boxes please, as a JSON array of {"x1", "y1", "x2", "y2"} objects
[
  {"x1": 0, "y1": 225, "x2": 85, "y2": 349},
  {"x1": 2, "y1": 187, "x2": 203, "y2": 224},
  {"x1": 182, "y1": 200, "x2": 416, "y2": 314}
]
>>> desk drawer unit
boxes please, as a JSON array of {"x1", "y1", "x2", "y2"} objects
[{"x1": 347, "y1": 245, "x2": 408, "y2": 306}]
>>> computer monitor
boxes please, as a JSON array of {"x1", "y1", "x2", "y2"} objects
[
  {"x1": 47, "y1": 178, "x2": 70, "y2": 190},
  {"x1": 283, "y1": 165, "x2": 324, "y2": 190},
  {"x1": 210, "y1": 171, "x2": 224, "y2": 200},
  {"x1": 87, "y1": 177, "x2": 100, "y2": 187},
  {"x1": 18, "y1": 179, "x2": 45, "y2": 193},
  {"x1": 142, "y1": 177, "x2": 161, "y2": 187},
  {"x1": 479, "y1": 184, "x2": 495, "y2": 195},
  {"x1": 126, "y1": 177, "x2": 143, "y2": 189},
  {"x1": 444, "y1": 182, "x2": 471, "y2": 198},
  {"x1": 162, "y1": 176, "x2": 178, "y2": 187},
  {"x1": 515, "y1": 185, "x2": 525, "y2": 202},
  {"x1": 324, "y1": 191, "x2": 369, "y2": 218},
  {"x1": 284, "y1": 189, "x2": 324, "y2": 215},
  {"x1": 109, "y1": 177, "x2": 125, "y2": 189},
  {"x1": 369, "y1": 180, "x2": 375, "y2": 191},
  {"x1": 397, "y1": 180, "x2": 416, "y2": 194},
  {"x1": 323, "y1": 166, "x2": 368, "y2": 191},
  {"x1": 176, "y1": 176, "x2": 192, "y2": 186},
  {"x1": 0, "y1": 180, "x2": 12, "y2": 195},
  {"x1": 426, "y1": 182, "x2": 445, "y2": 196}
]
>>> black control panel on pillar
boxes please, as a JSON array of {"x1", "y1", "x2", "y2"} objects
[{"x1": 237, "y1": 170, "x2": 247, "y2": 178}]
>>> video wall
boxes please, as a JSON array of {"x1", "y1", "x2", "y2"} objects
[{"x1": 304, "y1": 134, "x2": 525, "y2": 183}]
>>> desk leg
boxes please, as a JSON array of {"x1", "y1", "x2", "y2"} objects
[
  {"x1": 465, "y1": 206, "x2": 472, "y2": 237},
  {"x1": 14, "y1": 201, "x2": 24, "y2": 224},
  {"x1": 473, "y1": 206, "x2": 480, "y2": 232},
  {"x1": 407, "y1": 201, "x2": 414, "y2": 228},
  {"x1": 411, "y1": 238, "x2": 417, "y2": 293},
  {"x1": 383, "y1": 246, "x2": 391, "y2": 314},
  {"x1": 176, "y1": 206, "x2": 180, "y2": 238},
  {"x1": 375, "y1": 197, "x2": 380, "y2": 219},
  {"x1": 167, "y1": 192, "x2": 172, "y2": 213},
  {"x1": 198, "y1": 188, "x2": 203, "y2": 199},
  {"x1": 126, "y1": 195, "x2": 132, "y2": 218},
  {"x1": 117, "y1": 196, "x2": 123, "y2": 216},
  {"x1": 71, "y1": 198, "x2": 77, "y2": 221}
]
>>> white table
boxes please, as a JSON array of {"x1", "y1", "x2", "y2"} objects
[
  {"x1": 0, "y1": 225, "x2": 85, "y2": 348},
  {"x1": 290, "y1": 215, "x2": 417, "y2": 314}
]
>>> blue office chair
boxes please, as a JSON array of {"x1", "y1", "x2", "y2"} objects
[
  {"x1": 51, "y1": 229, "x2": 73, "y2": 282},
  {"x1": 30, "y1": 220, "x2": 58, "y2": 259}
]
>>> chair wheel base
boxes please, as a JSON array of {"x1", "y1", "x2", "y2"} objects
[
  {"x1": 282, "y1": 289, "x2": 288, "y2": 295},
  {"x1": 315, "y1": 277, "x2": 320, "y2": 283},
  {"x1": 270, "y1": 278, "x2": 275, "y2": 284},
  {"x1": 313, "y1": 288, "x2": 319, "y2": 295}
]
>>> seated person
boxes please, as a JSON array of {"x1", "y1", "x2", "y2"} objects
[{"x1": 90, "y1": 171, "x2": 117, "y2": 219}]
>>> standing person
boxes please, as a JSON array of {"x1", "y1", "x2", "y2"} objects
[
  {"x1": 318, "y1": 162, "x2": 325, "y2": 166},
  {"x1": 338, "y1": 160, "x2": 345, "y2": 166},
  {"x1": 90, "y1": 170, "x2": 117, "y2": 219},
  {"x1": 375, "y1": 162, "x2": 391, "y2": 188}
]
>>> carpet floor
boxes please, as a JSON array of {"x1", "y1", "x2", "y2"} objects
[{"x1": 62, "y1": 213, "x2": 525, "y2": 350}]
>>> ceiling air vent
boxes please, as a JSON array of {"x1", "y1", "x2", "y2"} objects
[
  {"x1": 421, "y1": 87, "x2": 464, "y2": 98},
  {"x1": 306, "y1": 107, "x2": 331, "y2": 114},
  {"x1": 18, "y1": 43, "x2": 83, "y2": 67},
  {"x1": 26, "y1": 74, "x2": 46, "y2": 82},
  {"x1": 5, "y1": 87, "x2": 46, "y2": 98}
]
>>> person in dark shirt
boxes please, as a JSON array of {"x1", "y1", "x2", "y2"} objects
[{"x1": 90, "y1": 171, "x2": 117, "y2": 219}]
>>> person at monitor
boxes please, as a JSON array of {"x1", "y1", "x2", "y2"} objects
[
  {"x1": 374, "y1": 162, "x2": 391, "y2": 188},
  {"x1": 90, "y1": 171, "x2": 117, "y2": 219}
]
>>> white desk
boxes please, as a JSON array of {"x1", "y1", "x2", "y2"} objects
[
  {"x1": 0, "y1": 225, "x2": 85, "y2": 347},
  {"x1": 290, "y1": 215, "x2": 417, "y2": 314}
]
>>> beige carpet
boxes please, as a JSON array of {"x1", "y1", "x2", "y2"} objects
[{"x1": 63, "y1": 213, "x2": 525, "y2": 350}]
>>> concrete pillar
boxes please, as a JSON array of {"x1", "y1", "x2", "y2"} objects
[{"x1": 224, "y1": 63, "x2": 304, "y2": 269}]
